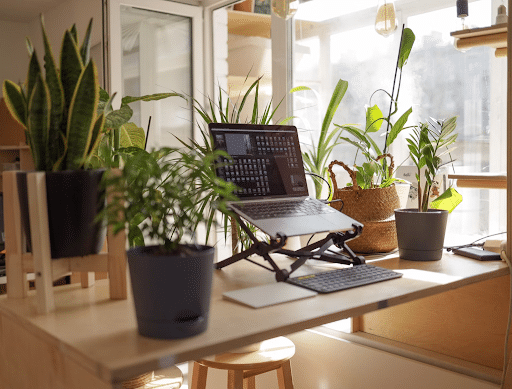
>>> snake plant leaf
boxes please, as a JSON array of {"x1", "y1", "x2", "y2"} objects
[
  {"x1": 26, "y1": 51, "x2": 42, "y2": 103},
  {"x1": 386, "y1": 106, "x2": 412, "y2": 147},
  {"x1": 398, "y1": 28, "x2": 416, "y2": 69},
  {"x1": 79, "y1": 18, "x2": 93, "y2": 65},
  {"x1": 61, "y1": 30, "x2": 84, "y2": 113},
  {"x1": 120, "y1": 122, "x2": 145, "y2": 148},
  {"x1": 3, "y1": 80, "x2": 27, "y2": 128},
  {"x1": 41, "y1": 15, "x2": 65, "y2": 167},
  {"x1": 28, "y1": 75, "x2": 51, "y2": 171},
  {"x1": 88, "y1": 112, "x2": 105, "y2": 155},
  {"x1": 66, "y1": 61, "x2": 99, "y2": 170},
  {"x1": 69, "y1": 24, "x2": 78, "y2": 44},
  {"x1": 365, "y1": 104, "x2": 384, "y2": 133}
]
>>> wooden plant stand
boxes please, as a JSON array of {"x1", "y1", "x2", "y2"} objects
[{"x1": 2, "y1": 170, "x2": 127, "y2": 314}]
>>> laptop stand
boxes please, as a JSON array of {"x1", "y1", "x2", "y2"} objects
[{"x1": 215, "y1": 214, "x2": 365, "y2": 282}]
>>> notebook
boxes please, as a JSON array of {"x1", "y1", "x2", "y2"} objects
[{"x1": 209, "y1": 123, "x2": 362, "y2": 239}]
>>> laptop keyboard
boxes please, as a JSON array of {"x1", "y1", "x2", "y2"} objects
[
  {"x1": 232, "y1": 199, "x2": 337, "y2": 220},
  {"x1": 287, "y1": 264, "x2": 403, "y2": 293}
]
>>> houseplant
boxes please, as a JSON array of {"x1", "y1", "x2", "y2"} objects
[
  {"x1": 103, "y1": 146, "x2": 237, "y2": 339},
  {"x1": 395, "y1": 115, "x2": 459, "y2": 261},
  {"x1": 323, "y1": 27, "x2": 416, "y2": 253},
  {"x1": 2, "y1": 17, "x2": 108, "y2": 258},
  {"x1": 184, "y1": 75, "x2": 303, "y2": 253}
]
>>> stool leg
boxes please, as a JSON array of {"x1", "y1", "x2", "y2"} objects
[
  {"x1": 227, "y1": 370, "x2": 244, "y2": 389},
  {"x1": 190, "y1": 362, "x2": 208, "y2": 389},
  {"x1": 276, "y1": 360, "x2": 294, "y2": 389},
  {"x1": 245, "y1": 375, "x2": 256, "y2": 389}
]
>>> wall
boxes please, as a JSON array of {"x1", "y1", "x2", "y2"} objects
[{"x1": 0, "y1": 20, "x2": 31, "y2": 96}]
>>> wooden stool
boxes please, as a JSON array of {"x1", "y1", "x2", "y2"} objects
[
  {"x1": 191, "y1": 337, "x2": 295, "y2": 389},
  {"x1": 122, "y1": 366, "x2": 183, "y2": 389}
]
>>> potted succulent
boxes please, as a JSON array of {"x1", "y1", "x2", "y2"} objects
[
  {"x1": 2, "y1": 17, "x2": 108, "y2": 259},
  {"x1": 103, "y1": 146, "x2": 237, "y2": 339},
  {"x1": 395, "y1": 116, "x2": 459, "y2": 261}
]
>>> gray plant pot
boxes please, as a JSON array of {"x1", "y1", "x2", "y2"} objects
[
  {"x1": 395, "y1": 208, "x2": 449, "y2": 261},
  {"x1": 127, "y1": 244, "x2": 215, "y2": 339}
]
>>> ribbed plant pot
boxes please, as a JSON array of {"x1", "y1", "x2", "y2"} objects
[
  {"x1": 17, "y1": 169, "x2": 106, "y2": 259},
  {"x1": 395, "y1": 208, "x2": 449, "y2": 261},
  {"x1": 127, "y1": 245, "x2": 215, "y2": 339}
]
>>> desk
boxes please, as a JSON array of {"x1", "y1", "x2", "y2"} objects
[{"x1": 0, "y1": 253, "x2": 508, "y2": 389}]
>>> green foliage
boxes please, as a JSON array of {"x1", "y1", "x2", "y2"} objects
[
  {"x1": 302, "y1": 79, "x2": 348, "y2": 198},
  {"x1": 2, "y1": 17, "x2": 103, "y2": 171},
  {"x1": 332, "y1": 27, "x2": 416, "y2": 189},
  {"x1": 406, "y1": 116, "x2": 458, "y2": 212},
  {"x1": 103, "y1": 147, "x2": 238, "y2": 253},
  {"x1": 186, "y1": 76, "x2": 300, "y2": 249},
  {"x1": 88, "y1": 89, "x2": 185, "y2": 169}
]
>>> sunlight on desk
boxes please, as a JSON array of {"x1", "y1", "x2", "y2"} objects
[{"x1": 397, "y1": 269, "x2": 463, "y2": 284}]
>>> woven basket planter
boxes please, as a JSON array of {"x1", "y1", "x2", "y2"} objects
[{"x1": 328, "y1": 155, "x2": 400, "y2": 254}]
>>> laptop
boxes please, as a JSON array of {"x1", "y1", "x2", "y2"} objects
[{"x1": 209, "y1": 123, "x2": 362, "y2": 239}]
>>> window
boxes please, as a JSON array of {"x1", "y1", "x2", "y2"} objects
[{"x1": 291, "y1": 0, "x2": 506, "y2": 244}]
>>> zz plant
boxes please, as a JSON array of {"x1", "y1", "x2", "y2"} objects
[
  {"x1": 406, "y1": 116, "x2": 458, "y2": 212},
  {"x1": 3, "y1": 17, "x2": 103, "y2": 171}
]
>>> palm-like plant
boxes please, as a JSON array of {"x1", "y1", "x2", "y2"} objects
[{"x1": 301, "y1": 79, "x2": 348, "y2": 199}]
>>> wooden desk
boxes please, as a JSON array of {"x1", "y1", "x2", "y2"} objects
[{"x1": 0, "y1": 253, "x2": 508, "y2": 389}]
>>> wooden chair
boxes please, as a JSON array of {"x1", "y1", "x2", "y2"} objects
[
  {"x1": 2, "y1": 170, "x2": 127, "y2": 314},
  {"x1": 191, "y1": 337, "x2": 295, "y2": 389}
]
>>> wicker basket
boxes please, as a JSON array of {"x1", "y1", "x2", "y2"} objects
[
  {"x1": 328, "y1": 155, "x2": 400, "y2": 254},
  {"x1": 122, "y1": 372, "x2": 154, "y2": 389}
]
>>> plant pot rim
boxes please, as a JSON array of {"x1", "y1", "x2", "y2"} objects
[
  {"x1": 128, "y1": 244, "x2": 215, "y2": 256},
  {"x1": 395, "y1": 208, "x2": 448, "y2": 214}
]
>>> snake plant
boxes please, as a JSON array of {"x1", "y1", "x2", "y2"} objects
[{"x1": 2, "y1": 17, "x2": 103, "y2": 171}]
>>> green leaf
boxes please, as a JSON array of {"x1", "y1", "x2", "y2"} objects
[
  {"x1": 26, "y1": 51, "x2": 42, "y2": 103},
  {"x1": 319, "y1": 79, "x2": 348, "y2": 146},
  {"x1": 61, "y1": 30, "x2": 84, "y2": 113},
  {"x1": 28, "y1": 74, "x2": 51, "y2": 171},
  {"x1": 41, "y1": 15, "x2": 65, "y2": 167},
  {"x1": 121, "y1": 92, "x2": 185, "y2": 105},
  {"x1": 79, "y1": 18, "x2": 93, "y2": 64},
  {"x1": 66, "y1": 61, "x2": 99, "y2": 170},
  {"x1": 398, "y1": 28, "x2": 416, "y2": 69},
  {"x1": 105, "y1": 104, "x2": 133, "y2": 129},
  {"x1": 2, "y1": 80, "x2": 27, "y2": 128},
  {"x1": 386, "y1": 107, "x2": 412, "y2": 147},
  {"x1": 119, "y1": 122, "x2": 145, "y2": 148},
  {"x1": 365, "y1": 104, "x2": 383, "y2": 133}
]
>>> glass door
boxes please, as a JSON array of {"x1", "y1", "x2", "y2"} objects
[{"x1": 106, "y1": 0, "x2": 203, "y2": 148}]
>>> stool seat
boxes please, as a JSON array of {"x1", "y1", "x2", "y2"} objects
[{"x1": 192, "y1": 337, "x2": 295, "y2": 389}]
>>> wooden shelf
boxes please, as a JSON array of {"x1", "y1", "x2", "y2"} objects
[
  {"x1": 228, "y1": 10, "x2": 271, "y2": 39},
  {"x1": 451, "y1": 23, "x2": 507, "y2": 57},
  {"x1": 449, "y1": 173, "x2": 507, "y2": 189}
]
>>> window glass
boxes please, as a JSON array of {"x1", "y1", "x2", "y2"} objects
[{"x1": 292, "y1": 0, "x2": 505, "y2": 244}]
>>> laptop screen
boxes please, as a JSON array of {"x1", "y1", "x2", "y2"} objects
[{"x1": 209, "y1": 123, "x2": 309, "y2": 199}]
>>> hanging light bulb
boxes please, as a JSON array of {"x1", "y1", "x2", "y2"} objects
[
  {"x1": 272, "y1": 0, "x2": 300, "y2": 20},
  {"x1": 375, "y1": 0, "x2": 398, "y2": 37}
]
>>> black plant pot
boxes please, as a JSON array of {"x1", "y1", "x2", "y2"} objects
[
  {"x1": 127, "y1": 244, "x2": 215, "y2": 339},
  {"x1": 395, "y1": 208, "x2": 449, "y2": 261},
  {"x1": 17, "y1": 169, "x2": 106, "y2": 259}
]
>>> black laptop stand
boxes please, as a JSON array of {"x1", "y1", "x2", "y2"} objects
[{"x1": 215, "y1": 214, "x2": 365, "y2": 282}]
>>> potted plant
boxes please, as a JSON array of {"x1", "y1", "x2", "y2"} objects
[
  {"x1": 395, "y1": 116, "x2": 459, "y2": 261},
  {"x1": 322, "y1": 27, "x2": 415, "y2": 253},
  {"x1": 103, "y1": 146, "x2": 237, "y2": 339},
  {"x1": 2, "y1": 17, "x2": 108, "y2": 259}
]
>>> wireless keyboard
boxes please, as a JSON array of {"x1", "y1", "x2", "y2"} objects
[{"x1": 286, "y1": 264, "x2": 403, "y2": 293}]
